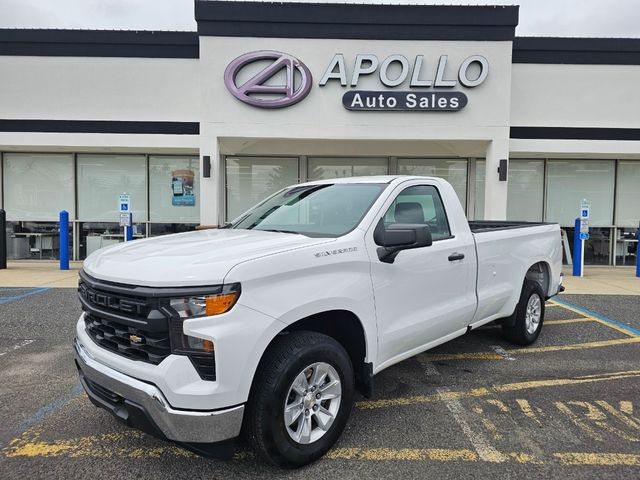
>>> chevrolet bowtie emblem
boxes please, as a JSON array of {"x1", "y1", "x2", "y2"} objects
[{"x1": 129, "y1": 334, "x2": 143, "y2": 344}]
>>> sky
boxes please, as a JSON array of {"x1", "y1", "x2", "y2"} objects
[{"x1": 0, "y1": 0, "x2": 639, "y2": 37}]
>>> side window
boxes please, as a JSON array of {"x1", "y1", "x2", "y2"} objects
[{"x1": 383, "y1": 185, "x2": 451, "y2": 240}]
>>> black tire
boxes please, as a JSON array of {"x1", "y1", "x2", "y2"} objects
[
  {"x1": 244, "y1": 331, "x2": 354, "y2": 467},
  {"x1": 502, "y1": 279, "x2": 545, "y2": 346}
]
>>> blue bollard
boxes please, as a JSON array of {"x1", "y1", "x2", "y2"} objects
[
  {"x1": 59, "y1": 210, "x2": 69, "y2": 270},
  {"x1": 636, "y1": 223, "x2": 640, "y2": 278},
  {"x1": 125, "y1": 213, "x2": 133, "y2": 241},
  {"x1": 572, "y1": 217, "x2": 582, "y2": 277}
]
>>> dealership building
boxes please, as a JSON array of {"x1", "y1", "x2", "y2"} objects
[{"x1": 0, "y1": 0, "x2": 639, "y2": 265}]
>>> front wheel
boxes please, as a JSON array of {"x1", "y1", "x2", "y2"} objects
[
  {"x1": 244, "y1": 331, "x2": 354, "y2": 467},
  {"x1": 502, "y1": 279, "x2": 545, "y2": 346}
]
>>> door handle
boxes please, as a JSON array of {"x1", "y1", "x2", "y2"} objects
[{"x1": 448, "y1": 252, "x2": 465, "y2": 261}]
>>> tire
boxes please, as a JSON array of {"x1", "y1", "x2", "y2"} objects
[
  {"x1": 502, "y1": 279, "x2": 545, "y2": 346},
  {"x1": 244, "y1": 331, "x2": 354, "y2": 467}
]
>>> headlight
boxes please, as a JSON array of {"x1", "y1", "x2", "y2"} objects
[
  {"x1": 169, "y1": 283, "x2": 241, "y2": 318},
  {"x1": 167, "y1": 283, "x2": 241, "y2": 381}
]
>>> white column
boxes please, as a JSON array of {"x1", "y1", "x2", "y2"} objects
[
  {"x1": 483, "y1": 137, "x2": 509, "y2": 220},
  {"x1": 199, "y1": 133, "x2": 220, "y2": 227}
]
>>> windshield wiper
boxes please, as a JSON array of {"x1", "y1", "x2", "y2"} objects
[{"x1": 259, "y1": 229, "x2": 302, "y2": 235}]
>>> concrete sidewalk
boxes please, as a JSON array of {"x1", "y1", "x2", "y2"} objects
[
  {"x1": 561, "y1": 265, "x2": 640, "y2": 295},
  {"x1": 0, "y1": 261, "x2": 638, "y2": 294},
  {"x1": 0, "y1": 261, "x2": 82, "y2": 288}
]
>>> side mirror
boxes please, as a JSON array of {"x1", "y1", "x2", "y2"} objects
[{"x1": 373, "y1": 222, "x2": 432, "y2": 263}]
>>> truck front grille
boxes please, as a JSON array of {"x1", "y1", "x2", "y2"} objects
[
  {"x1": 78, "y1": 270, "x2": 171, "y2": 366},
  {"x1": 84, "y1": 314, "x2": 170, "y2": 365}
]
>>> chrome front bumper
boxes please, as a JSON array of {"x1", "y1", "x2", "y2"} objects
[{"x1": 73, "y1": 338, "x2": 244, "y2": 444}]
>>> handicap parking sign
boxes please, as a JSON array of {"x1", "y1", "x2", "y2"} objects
[
  {"x1": 118, "y1": 194, "x2": 131, "y2": 213},
  {"x1": 579, "y1": 232, "x2": 589, "y2": 240}
]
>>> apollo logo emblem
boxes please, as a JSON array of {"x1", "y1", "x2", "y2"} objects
[{"x1": 224, "y1": 50, "x2": 313, "y2": 109}]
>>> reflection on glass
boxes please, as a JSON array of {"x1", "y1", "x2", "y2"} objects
[
  {"x1": 226, "y1": 157, "x2": 299, "y2": 221},
  {"x1": 397, "y1": 158, "x2": 468, "y2": 208},
  {"x1": 507, "y1": 160, "x2": 544, "y2": 222},
  {"x1": 3, "y1": 153, "x2": 74, "y2": 221},
  {"x1": 615, "y1": 161, "x2": 640, "y2": 227},
  {"x1": 149, "y1": 156, "x2": 200, "y2": 223},
  {"x1": 307, "y1": 157, "x2": 388, "y2": 181},
  {"x1": 77, "y1": 154, "x2": 147, "y2": 222},
  {"x1": 80, "y1": 222, "x2": 146, "y2": 260},
  {"x1": 546, "y1": 160, "x2": 614, "y2": 227},
  {"x1": 614, "y1": 228, "x2": 638, "y2": 266},
  {"x1": 563, "y1": 227, "x2": 612, "y2": 266},
  {"x1": 149, "y1": 223, "x2": 198, "y2": 237}
]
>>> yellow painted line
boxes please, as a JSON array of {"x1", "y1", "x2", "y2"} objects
[
  {"x1": 545, "y1": 318, "x2": 594, "y2": 325},
  {"x1": 326, "y1": 447, "x2": 541, "y2": 464},
  {"x1": 327, "y1": 447, "x2": 478, "y2": 462},
  {"x1": 424, "y1": 336, "x2": 640, "y2": 362},
  {"x1": 547, "y1": 300, "x2": 638, "y2": 338},
  {"x1": 356, "y1": 370, "x2": 640, "y2": 410},
  {"x1": 4, "y1": 432, "x2": 639, "y2": 467},
  {"x1": 509, "y1": 337, "x2": 640, "y2": 354},
  {"x1": 4, "y1": 431, "x2": 196, "y2": 459},
  {"x1": 554, "y1": 452, "x2": 640, "y2": 466}
]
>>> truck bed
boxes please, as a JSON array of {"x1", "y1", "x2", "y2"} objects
[{"x1": 468, "y1": 220, "x2": 553, "y2": 233}]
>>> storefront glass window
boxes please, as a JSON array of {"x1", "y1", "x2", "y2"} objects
[
  {"x1": 3, "y1": 153, "x2": 74, "y2": 221},
  {"x1": 563, "y1": 226, "x2": 612, "y2": 266},
  {"x1": 80, "y1": 222, "x2": 146, "y2": 260},
  {"x1": 225, "y1": 156, "x2": 299, "y2": 221},
  {"x1": 149, "y1": 223, "x2": 198, "y2": 237},
  {"x1": 149, "y1": 156, "x2": 200, "y2": 223},
  {"x1": 397, "y1": 158, "x2": 467, "y2": 208},
  {"x1": 77, "y1": 154, "x2": 147, "y2": 222},
  {"x1": 614, "y1": 227, "x2": 638, "y2": 266},
  {"x1": 307, "y1": 157, "x2": 388, "y2": 181},
  {"x1": 475, "y1": 160, "x2": 486, "y2": 220},
  {"x1": 507, "y1": 160, "x2": 544, "y2": 222},
  {"x1": 545, "y1": 160, "x2": 615, "y2": 227},
  {"x1": 615, "y1": 161, "x2": 640, "y2": 228}
]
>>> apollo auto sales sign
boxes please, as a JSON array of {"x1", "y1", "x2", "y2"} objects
[
  {"x1": 224, "y1": 51, "x2": 312, "y2": 109},
  {"x1": 223, "y1": 51, "x2": 488, "y2": 112}
]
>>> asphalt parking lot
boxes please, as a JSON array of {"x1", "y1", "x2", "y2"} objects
[{"x1": 1, "y1": 288, "x2": 639, "y2": 479}]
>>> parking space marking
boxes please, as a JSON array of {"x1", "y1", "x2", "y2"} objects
[
  {"x1": 549, "y1": 298, "x2": 640, "y2": 337},
  {"x1": 425, "y1": 336, "x2": 640, "y2": 362},
  {"x1": 0, "y1": 287, "x2": 49, "y2": 305},
  {"x1": 438, "y1": 387, "x2": 507, "y2": 462},
  {"x1": 554, "y1": 452, "x2": 640, "y2": 466},
  {"x1": 0, "y1": 339, "x2": 34, "y2": 357},
  {"x1": 545, "y1": 318, "x2": 594, "y2": 325},
  {"x1": 516, "y1": 399, "x2": 543, "y2": 426},
  {"x1": 8, "y1": 435, "x2": 639, "y2": 467},
  {"x1": 555, "y1": 401, "x2": 639, "y2": 442},
  {"x1": 356, "y1": 370, "x2": 640, "y2": 410},
  {"x1": 4, "y1": 430, "x2": 195, "y2": 459}
]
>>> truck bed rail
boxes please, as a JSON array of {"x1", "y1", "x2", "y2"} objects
[{"x1": 468, "y1": 220, "x2": 555, "y2": 233}]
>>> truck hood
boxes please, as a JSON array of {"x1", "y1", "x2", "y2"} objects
[{"x1": 83, "y1": 229, "x2": 334, "y2": 287}]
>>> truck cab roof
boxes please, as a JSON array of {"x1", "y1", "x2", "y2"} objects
[{"x1": 299, "y1": 175, "x2": 441, "y2": 187}]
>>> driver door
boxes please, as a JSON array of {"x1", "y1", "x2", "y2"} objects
[{"x1": 366, "y1": 182, "x2": 477, "y2": 367}]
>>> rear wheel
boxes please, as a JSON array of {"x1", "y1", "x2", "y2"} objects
[
  {"x1": 502, "y1": 279, "x2": 545, "y2": 346},
  {"x1": 244, "y1": 331, "x2": 354, "y2": 467}
]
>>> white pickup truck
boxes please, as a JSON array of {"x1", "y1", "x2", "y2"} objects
[{"x1": 74, "y1": 175, "x2": 563, "y2": 466}]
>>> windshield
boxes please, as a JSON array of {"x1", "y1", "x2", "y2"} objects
[{"x1": 231, "y1": 183, "x2": 386, "y2": 237}]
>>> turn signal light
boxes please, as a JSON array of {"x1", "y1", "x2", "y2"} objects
[{"x1": 205, "y1": 292, "x2": 239, "y2": 315}]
